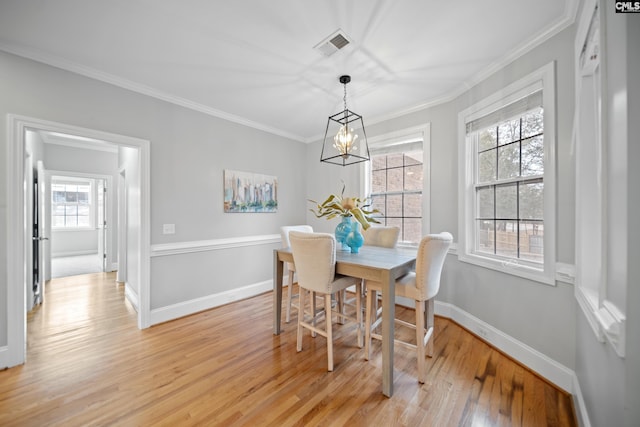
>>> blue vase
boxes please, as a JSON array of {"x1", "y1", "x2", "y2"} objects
[
  {"x1": 346, "y1": 221, "x2": 364, "y2": 253},
  {"x1": 335, "y1": 216, "x2": 352, "y2": 251}
]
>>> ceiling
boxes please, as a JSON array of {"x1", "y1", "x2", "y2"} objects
[{"x1": 0, "y1": 1, "x2": 576, "y2": 143}]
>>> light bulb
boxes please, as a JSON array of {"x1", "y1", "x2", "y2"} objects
[{"x1": 333, "y1": 125, "x2": 359, "y2": 158}]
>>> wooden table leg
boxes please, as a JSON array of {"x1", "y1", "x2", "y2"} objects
[
  {"x1": 273, "y1": 249, "x2": 284, "y2": 335},
  {"x1": 381, "y1": 270, "x2": 395, "y2": 397}
]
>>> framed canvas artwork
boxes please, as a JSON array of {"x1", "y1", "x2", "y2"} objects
[{"x1": 223, "y1": 169, "x2": 278, "y2": 213}]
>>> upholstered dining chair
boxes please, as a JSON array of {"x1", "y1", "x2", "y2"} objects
[
  {"x1": 362, "y1": 225, "x2": 400, "y2": 249},
  {"x1": 280, "y1": 225, "x2": 313, "y2": 323},
  {"x1": 289, "y1": 231, "x2": 362, "y2": 371},
  {"x1": 364, "y1": 232, "x2": 452, "y2": 383}
]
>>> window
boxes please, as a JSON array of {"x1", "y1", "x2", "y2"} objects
[
  {"x1": 458, "y1": 63, "x2": 555, "y2": 284},
  {"x1": 365, "y1": 125, "x2": 430, "y2": 246},
  {"x1": 52, "y1": 178, "x2": 93, "y2": 228}
]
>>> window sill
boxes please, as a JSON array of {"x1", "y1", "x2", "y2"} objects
[
  {"x1": 575, "y1": 286, "x2": 626, "y2": 357},
  {"x1": 458, "y1": 251, "x2": 554, "y2": 285}
]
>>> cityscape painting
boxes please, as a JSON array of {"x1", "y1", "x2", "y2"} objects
[{"x1": 223, "y1": 169, "x2": 278, "y2": 213}]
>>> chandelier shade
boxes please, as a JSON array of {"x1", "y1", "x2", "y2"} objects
[{"x1": 320, "y1": 75, "x2": 370, "y2": 166}]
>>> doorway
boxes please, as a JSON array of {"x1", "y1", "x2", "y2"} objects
[{"x1": 5, "y1": 115, "x2": 151, "y2": 368}]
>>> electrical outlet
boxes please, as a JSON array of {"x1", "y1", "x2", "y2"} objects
[{"x1": 162, "y1": 224, "x2": 175, "y2": 235}]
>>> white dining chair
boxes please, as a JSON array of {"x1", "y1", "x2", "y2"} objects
[
  {"x1": 364, "y1": 232, "x2": 452, "y2": 383},
  {"x1": 289, "y1": 231, "x2": 362, "y2": 371},
  {"x1": 280, "y1": 225, "x2": 313, "y2": 323}
]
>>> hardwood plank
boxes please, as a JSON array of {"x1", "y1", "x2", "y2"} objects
[{"x1": 0, "y1": 272, "x2": 576, "y2": 426}]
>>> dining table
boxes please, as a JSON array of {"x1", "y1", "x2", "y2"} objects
[{"x1": 273, "y1": 244, "x2": 417, "y2": 398}]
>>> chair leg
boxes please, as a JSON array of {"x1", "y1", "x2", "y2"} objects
[
  {"x1": 311, "y1": 291, "x2": 317, "y2": 338},
  {"x1": 285, "y1": 270, "x2": 295, "y2": 323},
  {"x1": 415, "y1": 300, "x2": 427, "y2": 383},
  {"x1": 426, "y1": 298, "x2": 435, "y2": 357},
  {"x1": 296, "y1": 287, "x2": 305, "y2": 352},
  {"x1": 364, "y1": 289, "x2": 375, "y2": 360},
  {"x1": 337, "y1": 290, "x2": 345, "y2": 325},
  {"x1": 356, "y1": 282, "x2": 363, "y2": 348},
  {"x1": 325, "y1": 294, "x2": 334, "y2": 371}
]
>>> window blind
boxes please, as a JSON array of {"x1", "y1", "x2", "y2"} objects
[{"x1": 465, "y1": 90, "x2": 543, "y2": 134}]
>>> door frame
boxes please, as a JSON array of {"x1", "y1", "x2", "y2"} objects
[{"x1": 6, "y1": 114, "x2": 151, "y2": 368}]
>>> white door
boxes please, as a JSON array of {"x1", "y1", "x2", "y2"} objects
[
  {"x1": 97, "y1": 179, "x2": 107, "y2": 272},
  {"x1": 34, "y1": 160, "x2": 48, "y2": 305}
]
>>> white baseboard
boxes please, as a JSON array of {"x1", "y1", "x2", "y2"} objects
[
  {"x1": 572, "y1": 371, "x2": 591, "y2": 427},
  {"x1": 435, "y1": 301, "x2": 574, "y2": 393},
  {"x1": 52, "y1": 250, "x2": 98, "y2": 258},
  {"x1": 0, "y1": 345, "x2": 8, "y2": 369},
  {"x1": 149, "y1": 279, "x2": 273, "y2": 325},
  {"x1": 124, "y1": 283, "x2": 139, "y2": 312}
]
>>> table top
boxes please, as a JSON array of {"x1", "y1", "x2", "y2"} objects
[{"x1": 276, "y1": 245, "x2": 417, "y2": 278}]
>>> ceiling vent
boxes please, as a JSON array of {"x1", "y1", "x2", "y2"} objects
[{"x1": 314, "y1": 30, "x2": 351, "y2": 57}]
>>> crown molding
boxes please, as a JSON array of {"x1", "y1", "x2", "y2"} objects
[{"x1": 0, "y1": 43, "x2": 307, "y2": 143}]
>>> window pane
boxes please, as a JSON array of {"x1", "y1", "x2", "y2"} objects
[
  {"x1": 404, "y1": 193, "x2": 421, "y2": 217},
  {"x1": 386, "y1": 194, "x2": 402, "y2": 217},
  {"x1": 478, "y1": 127, "x2": 497, "y2": 152},
  {"x1": 372, "y1": 155, "x2": 386, "y2": 171},
  {"x1": 403, "y1": 218, "x2": 421, "y2": 244},
  {"x1": 65, "y1": 191, "x2": 78, "y2": 203},
  {"x1": 387, "y1": 153, "x2": 403, "y2": 168},
  {"x1": 53, "y1": 205, "x2": 65, "y2": 215},
  {"x1": 498, "y1": 119, "x2": 520, "y2": 145},
  {"x1": 478, "y1": 149, "x2": 496, "y2": 183},
  {"x1": 52, "y1": 190, "x2": 65, "y2": 203},
  {"x1": 65, "y1": 216, "x2": 78, "y2": 227},
  {"x1": 476, "y1": 220, "x2": 494, "y2": 254},
  {"x1": 77, "y1": 205, "x2": 90, "y2": 216},
  {"x1": 522, "y1": 136, "x2": 544, "y2": 176},
  {"x1": 372, "y1": 170, "x2": 386, "y2": 193},
  {"x1": 404, "y1": 165, "x2": 422, "y2": 190},
  {"x1": 519, "y1": 181, "x2": 544, "y2": 220},
  {"x1": 520, "y1": 221, "x2": 544, "y2": 263},
  {"x1": 522, "y1": 108, "x2": 544, "y2": 138},
  {"x1": 477, "y1": 187, "x2": 493, "y2": 218},
  {"x1": 386, "y1": 217, "x2": 403, "y2": 234},
  {"x1": 371, "y1": 195, "x2": 385, "y2": 216},
  {"x1": 77, "y1": 190, "x2": 90, "y2": 204},
  {"x1": 387, "y1": 168, "x2": 403, "y2": 192},
  {"x1": 498, "y1": 143, "x2": 520, "y2": 180},
  {"x1": 404, "y1": 152, "x2": 422, "y2": 166},
  {"x1": 495, "y1": 184, "x2": 517, "y2": 219},
  {"x1": 65, "y1": 205, "x2": 78, "y2": 215},
  {"x1": 53, "y1": 216, "x2": 65, "y2": 227},
  {"x1": 495, "y1": 220, "x2": 518, "y2": 258},
  {"x1": 77, "y1": 216, "x2": 91, "y2": 227}
]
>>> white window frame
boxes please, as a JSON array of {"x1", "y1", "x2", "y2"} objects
[
  {"x1": 573, "y1": 0, "x2": 626, "y2": 357},
  {"x1": 363, "y1": 124, "x2": 431, "y2": 247},
  {"x1": 458, "y1": 63, "x2": 556, "y2": 285},
  {"x1": 51, "y1": 175, "x2": 96, "y2": 230}
]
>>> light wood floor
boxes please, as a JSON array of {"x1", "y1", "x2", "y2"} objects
[{"x1": 0, "y1": 272, "x2": 576, "y2": 426}]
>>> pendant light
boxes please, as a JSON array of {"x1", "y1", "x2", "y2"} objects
[{"x1": 320, "y1": 75, "x2": 370, "y2": 166}]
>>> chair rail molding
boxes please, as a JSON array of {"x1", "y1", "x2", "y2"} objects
[{"x1": 150, "y1": 234, "x2": 281, "y2": 257}]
